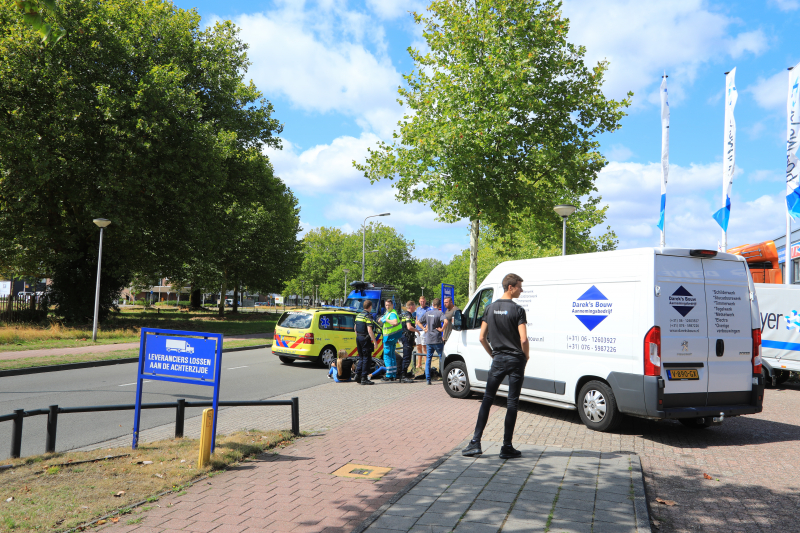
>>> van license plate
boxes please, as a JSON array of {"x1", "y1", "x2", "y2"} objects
[{"x1": 667, "y1": 369, "x2": 699, "y2": 380}]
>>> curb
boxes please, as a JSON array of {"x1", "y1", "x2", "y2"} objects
[
  {"x1": 0, "y1": 344, "x2": 272, "y2": 378},
  {"x1": 631, "y1": 453, "x2": 653, "y2": 533}
]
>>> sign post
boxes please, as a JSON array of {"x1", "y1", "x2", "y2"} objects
[
  {"x1": 440, "y1": 284, "x2": 455, "y2": 312},
  {"x1": 133, "y1": 328, "x2": 223, "y2": 452}
]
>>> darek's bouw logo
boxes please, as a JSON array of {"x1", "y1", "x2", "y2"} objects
[
  {"x1": 572, "y1": 285, "x2": 612, "y2": 331},
  {"x1": 669, "y1": 286, "x2": 696, "y2": 317}
]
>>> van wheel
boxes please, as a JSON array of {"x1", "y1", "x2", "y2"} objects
[
  {"x1": 679, "y1": 417, "x2": 712, "y2": 429},
  {"x1": 278, "y1": 356, "x2": 295, "y2": 365},
  {"x1": 763, "y1": 368, "x2": 775, "y2": 389},
  {"x1": 577, "y1": 381, "x2": 622, "y2": 432},
  {"x1": 443, "y1": 361, "x2": 471, "y2": 399},
  {"x1": 319, "y1": 345, "x2": 337, "y2": 367},
  {"x1": 776, "y1": 370, "x2": 791, "y2": 385}
]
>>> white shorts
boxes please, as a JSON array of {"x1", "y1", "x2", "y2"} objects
[{"x1": 415, "y1": 331, "x2": 425, "y2": 346}]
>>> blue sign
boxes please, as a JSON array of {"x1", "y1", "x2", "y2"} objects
[
  {"x1": 572, "y1": 285, "x2": 612, "y2": 331},
  {"x1": 132, "y1": 328, "x2": 223, "y2": 452},
  {"x1": 143, "y1": 336, "x2": 217, "y2": 380},
  {"x1": 441, "y1": 284, "x2": 455, "y2": 312}
]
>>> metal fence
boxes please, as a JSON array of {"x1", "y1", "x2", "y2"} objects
[
  {"x1": 0, "y1": 294, "x2": 48, "y2": 322},
  {"x1": 1, "y1": 397, "x2": 299, "y2": 459}
]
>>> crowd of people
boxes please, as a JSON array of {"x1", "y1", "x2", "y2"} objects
[{"x1": 327, "y1": 294, "x2": 460, "y2": 386}]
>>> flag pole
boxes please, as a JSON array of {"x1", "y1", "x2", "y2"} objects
[
  {"x1": 786, "y1": 65, "x2": 798, "y2": 285},
  {"x1": 658, "y1": 73, "x2": 669, "y2": 247},
  {"x1": 713, "y1": 69, "x2": 737, "y2": 251}
]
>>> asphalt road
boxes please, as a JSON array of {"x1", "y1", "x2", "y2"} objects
[{"x1": 0, "y1": 348, "x2": 328, "y2": 460}]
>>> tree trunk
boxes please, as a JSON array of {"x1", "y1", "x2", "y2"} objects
[
  {"x1": 232, "y1": 283, "x2": 239, "y2": 314},
  {"x1": 190, "y1": 287, "x2": 201, "y2": 309},
  {"x1": 218, "y1": 276, "x2": 227, "y2": 317},
  {"x1": 469, "y1": 219, "x2": 479, "y2": 301}
]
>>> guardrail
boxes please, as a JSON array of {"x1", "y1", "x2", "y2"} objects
[{"x1": 2, "y1": 397, "x2": 299, "y2": 459}]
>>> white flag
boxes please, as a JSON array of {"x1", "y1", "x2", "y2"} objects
[
  {"x1": 657, "y1": 75, "x2": 669, "y2": 235},
  {"x1": 787, "y1": 62, "x2": 800, "y2": 218},
  {"x1": 713, "y1": 68, "x2": 737, "y2": 232}
]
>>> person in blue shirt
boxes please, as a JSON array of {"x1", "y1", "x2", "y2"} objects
[{"x1": 414, "y1": 295, "x2": 431, "y2": 374}]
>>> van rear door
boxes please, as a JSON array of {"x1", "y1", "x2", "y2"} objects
[
  {"x1": 655, "y1": 255, "x2": 710, "y2": 406},
  {"x1": 702, "y1": 258, "x2": 753, "y2": 404}
]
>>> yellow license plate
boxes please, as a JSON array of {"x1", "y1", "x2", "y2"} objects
[
  {"x1": 667, "y1": 369, "x2": 699, "y2": 380},
  {"x1": 282, "y1": 336, "x2": 295, "y2": 343}
]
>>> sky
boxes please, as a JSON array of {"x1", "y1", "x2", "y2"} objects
[{"x1": 171, "y1": 0, "x2": 800, "y2": 262}]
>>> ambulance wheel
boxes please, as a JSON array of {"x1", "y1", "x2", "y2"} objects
[
  {"x1": 278, "y1": 356, "x2": 295, "y2": 365},
  {"x1": 577, "y1": 381, "x2": 622, "y2": 432},
  {"x1": 319, "y1": 345, "x2": 337, "y2": 367},
  {"x1": 679, "y1": 417, "x2": 712, "y2": 429},
  {"x1": 443, "y1": 361, "x2": 471, "y2": 399}
]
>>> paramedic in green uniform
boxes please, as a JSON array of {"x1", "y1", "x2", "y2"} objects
[{"x1": 379, "y1": 299, "x2": 402, "y2": 380}]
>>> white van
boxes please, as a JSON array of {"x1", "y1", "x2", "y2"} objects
[
  {"x1": 752, "y1": 283, "x2": 800, "y2": 387},
  {"x1": 442, "y1": 247, "x2": 764, "y2": 431}
]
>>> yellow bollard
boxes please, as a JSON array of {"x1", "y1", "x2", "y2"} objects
[{"x1": 197, "y1": 408, "x2": 214, "y2": 468}]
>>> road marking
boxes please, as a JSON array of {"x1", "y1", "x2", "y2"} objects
[
  {"x1": 118, "y1": 380, "x2": 151, "y2": 387},
  {"x1": 227, "y1": 366, "x2": 249, "y2": 370}
]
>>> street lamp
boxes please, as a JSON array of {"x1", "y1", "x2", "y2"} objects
[
  {"x1": 553, "y1": 205, "x2": 578, "y2": 256},
  {"x1": 362, "y1": 213, "x2": 390, "y2": 281},
  {"x1": 300, "y1": 280, "x2": 305, "y2": 307},
  {"x1": 91, "y1": 218, "x2": 111, "y2": 342},
  {"x1": 315, "y1": 285, "x2": 319, "y2": 306},
  {"x1": 421, "y1": 286, "x2": 425, "y2": 298},
  {"x1": 342, "y1": 269, "x2": 350, "y2": 302}
]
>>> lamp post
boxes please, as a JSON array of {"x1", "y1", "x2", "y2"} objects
[
  {"x1": 315, "y1": 285, "x2": 319, "y2": 306},
  {"x1": 361, "y1": 213, "x2": 390, "y2": 281},
  {"x1": 300, "y1": 280, "x2": 305, "y2": 307},
  {"x1": 342, "y1": 269, "x2": 350, "y2": 302},
  {"x1": 421, "y1": 286, "x2": 425, "y2": 298},
  {"x1": 553, "y1": 205, "x2": 578, "y2": 256},
  {"x1": 91, "y1": 218, "x2": 111, "y2": 342}
]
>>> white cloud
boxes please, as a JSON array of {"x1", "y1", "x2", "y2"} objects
[
  {"x1": 563, "y1": 0, "x2": 768, "y2": 106},
  {"x1": 747, "y1": 69, "x2": 789, "y2": 111},
  {"x1": 769, "y1": 0, "x2": 800, "y2": 10},
  {"x1": 218, "y1": 4, "x2": 404, "y2": 137},
  {"x1": 595, "y1": 161, "x2": 780, "y2": 250},
  {"x1": 366, "y1": 0, "x2": 426, "y2": 20},
  {"x1": 606, "y1": 144, "x2": 634, "y2": 162},
  {"x1": 749, "y1": 169, "x2": 783, "y2": 182}
]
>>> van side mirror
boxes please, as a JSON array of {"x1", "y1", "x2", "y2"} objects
[{"x1": 453, "y1": 309, "x2": 462, "y2": 331}]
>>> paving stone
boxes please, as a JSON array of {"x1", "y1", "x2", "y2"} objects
[
  {"x1": 461, "y1": 500, "x2": 512, "y2": 526},
  {"x1": 415, "y1": 511, "x2": 462, "y2": 528},
  {"x1": 592, "y1": 499, "x2": 633, "y2": 514},
  {"x1": 550, "y1": 506, "x2": 593, "y2": 523},
  {"x1": 545, "y1": 519, "x2": 592, "y2": 533},
  {"x1": 396, "y1": 494, "x2": 437, "y2": 507},
  {"x1": 554, "y1": 497, "x2": 595, "y2": 513},
  {"x1": 501, "y1": 517, "x2": 547, "y2": 532},
  {"x1": 506, "y1": 508, "x2": 551, "y2": 523},
  {"x1": 452, "y1": 520, "x2": 501, "y2": 533},
  {"x1": 407, "y1": 526, "x2": 453, "y2": 533},
  {"x1": 515, "y1": 489, "x2": 558, "y2": 504},
  {"x1": 509, "y1": 499, "x2": 552, "y2": 516},
  {"x1": 384, "y1": 504, "x2": 430, "y2": 519},
  {"x1": 427, "y1": 500, "x2": 472, "y2": 515},
  {"x1": 371, "y1": 514, "x2": 419, "y2": 531},
  {"x1": 593, "y1": 490, "x2": 631, "y2": 504},
  {"x1": 590, "y1": 521, "x2": 638, "y2": 533},
  {"x1": 592, "y1": 509, "x2": 635, "y2": 525},
  {"x1": 475, "y1": 490, "x2": 518, "y2": 504}
]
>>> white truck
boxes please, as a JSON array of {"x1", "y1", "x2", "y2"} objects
[
  {"x1": 165, "y1": 339, "x2": 194, "y2": 354},
  {"x1": 752, "y1": 283, "x2": 800, "y2": 387},
  {"x1": 442, "y1": 247, "x2": 764, "y2": 431}
]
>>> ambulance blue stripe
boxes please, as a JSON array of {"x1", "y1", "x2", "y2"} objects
[{"x1": 762, "y1": 340, "x2": 800, "y2": 352}]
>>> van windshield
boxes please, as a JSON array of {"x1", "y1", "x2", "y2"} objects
[
  {"x1": 278, "y1": 312, "x2": 313, "y2": 329},
  {"x1": 344, "y1": 298, "x2": 379, "y2": 311}
]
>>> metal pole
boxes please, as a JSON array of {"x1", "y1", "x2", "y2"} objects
[
  {"x1": 362, "y1": 218, "x2": 366, "y2": 281},
  {"x1": 291, "y1": 397, "x2": 299, "y2": 436},
  {"x1": 562, "y1": 216, "x2": 567, "y2": 256},
  {"x1": 787, "y1": 211, "x2": 793, "y2": 285},
  {"x1": 92, "y1": 227, "x2": 104, "y2": 342},
  {"x1": 175, "y1": 399, "x2": 186, "y2": 438},
  {"x1": 45, "y1": 405, "x2": 58, "y2": 453},
  {"x1": 11, "y1": 409, "x2": 23, "y2": 458}
]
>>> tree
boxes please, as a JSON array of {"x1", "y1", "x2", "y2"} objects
[
  {"x1": 0, "y1": 0, "x2": 284, "y2": 322},
  {"x1": 283, "y1": 223, "x2": 418, "y2": 304},
  {"x1": 14, "y1": 0, "x2": 66, "y2": 45},
  {"x1": 415, "y1": 258, "x2": 447, "y2": 302},
  {"x1": 355, "y1": 0, "x2": 630, "y2": 301}
]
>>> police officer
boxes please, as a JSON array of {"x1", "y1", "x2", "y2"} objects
[
  {"x1": 355, "y1": 300, "x2": 377, "y2": 385},
  {"x1": 399, "y1": 301, "x2": 417, "y2": 382}
]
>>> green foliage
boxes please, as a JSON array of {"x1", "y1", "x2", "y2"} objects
[
  {"x1": 354, "y1": 0, "x2": 630, "y2": 293},
  {"x1": 415, "y1": 258, "x2": 448, "y2": 303},
  {"x1": 283, "y1": 223, "x2": 417, "y2": 304},
  {"x1": 14, "y1": 0, "x2": 66, "y2": 45},
  {"x1": 0, "y1": 0, "x2": 296, "y2": 322}
]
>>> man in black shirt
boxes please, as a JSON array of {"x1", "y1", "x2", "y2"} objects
[{"x1": 463, "y1": 273, "x2": 529, "y2": 459}]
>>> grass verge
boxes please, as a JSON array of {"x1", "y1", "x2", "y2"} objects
[
  {"x1": 0, "y1": 313, "x2": 279, "y2": 352},
  {"x1": 0, "y1": 429, "x2": 295, "y2": 532},
  {"x1": 0, "y1": 339, "x2": 271, "y2": 371}
]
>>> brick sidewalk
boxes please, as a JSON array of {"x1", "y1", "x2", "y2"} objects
[
  {"x1": 99, "y1": 384, "x2": 489, "y2": 533},
  {"x1": 482, "y1": 383, "x2": 800, "y2": 533}
]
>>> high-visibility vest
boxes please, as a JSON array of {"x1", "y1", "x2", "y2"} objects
[{"x1": 382, "y1": 309, "x2": 401, "y2": 339}]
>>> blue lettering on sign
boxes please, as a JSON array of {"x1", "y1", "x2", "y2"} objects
[
  {"x1": 572, "y1": 285, "x2": 612, "y2": 331},
  {"x1": 144, "y1": 336, "x2": 217, "y2": 380}
]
